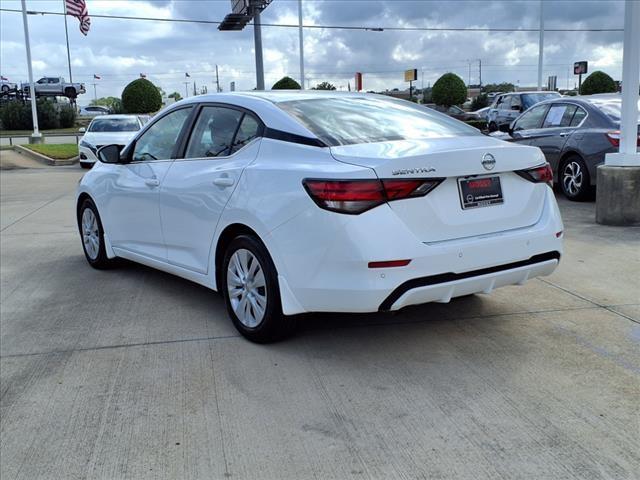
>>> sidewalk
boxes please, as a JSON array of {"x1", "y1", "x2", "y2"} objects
[{"x1": 0, "y1": 148, "x2": 47, "y2": 170}]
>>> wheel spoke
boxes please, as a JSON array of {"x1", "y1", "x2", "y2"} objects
[{"x1": 226, "y1": 248, "x2": 268, "y2": 328}]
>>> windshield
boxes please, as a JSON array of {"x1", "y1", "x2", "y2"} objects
[
  {"x1": 587, "y1": 98, "x2": 640, "y2": 123},
  {"x1": 277, "y1": 96, "x2": 481, "y2": 146},
  {"x1": 522, "y1": 93, "x2": 561, "y2": 109},
  {"x1": 89, "y1": 117, "x2": 140, "y2": 132}
]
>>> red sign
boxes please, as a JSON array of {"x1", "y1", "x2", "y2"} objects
[{"x1": 355, "y1": 72, "x2": 363, "y2": 91}]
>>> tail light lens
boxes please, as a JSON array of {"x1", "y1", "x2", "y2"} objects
[
  {"x1": 516, "y1": 163, "x2": 553, "y2": 185},
  {"x1": 606, "y1": 131, "x2": 640, "y2": 147},
  {"x1": 303, "y1": 178, "x2": 444, "y2": 214}
]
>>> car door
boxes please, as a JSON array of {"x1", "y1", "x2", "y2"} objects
[
  {"x1": 509, "y1": 103, "x2": 550, "y2": 145},
  {"x1": 101, "y1": 106, "x2": 194, "y2": 261},
  {"x1": 159, "y1": 105, "x2": 262, "y2": 274},
  {"x1": 496, "y1": 95, "x2": 514, "y2": 127},
  {"x1": 527, "y1": 103, "x2": 579, "y2": 170},
  {"x1": 48, "y1": 78, "x2": 60, "y2": 94}
]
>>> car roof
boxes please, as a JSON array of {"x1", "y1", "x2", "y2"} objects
[{"x1": 89, "y1": 114, "x2": 140, "y2": 119}]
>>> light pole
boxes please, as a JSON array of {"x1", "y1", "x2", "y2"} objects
[
  {"x1": 298, "y1": 0, "x2": 304, "y2": 89},
  {"x1": 21, "y1": 0, "x2": 41, "y2": 142},
  {"x1": 183, "y1": 81, "x2": 189, "y2": 98},
  {"x1": 537, "y1": 0, "x2": 544, "y2": 91},
  {"x1": 253, "y1": 9, "x2": 264, "y2": 90}
]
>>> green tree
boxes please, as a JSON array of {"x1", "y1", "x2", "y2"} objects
[
  {"x1": 483, "y1": 82, "x2": 516, "y2": 94},
  {"x1": 312, "y1": 81, "x2": 336, "y2": 90},
  {"x1": 272, "y1": 76, "x2": 301, "y2": 90},
  {"x1": 168, "y1": 91, "x2": 182, "y2": 101},
  {"x1": 580, "y1": 71, "x2": 617, "y2": 95},
  {"x1": 90, "y1": 96, "x2": 123, "y2": 113},
  {"x1": 121, "y1": 78, "x2": 163, "y2": 114},
  {"x1": 431, "y1": 73, "x2": 467, "y2": 107}
]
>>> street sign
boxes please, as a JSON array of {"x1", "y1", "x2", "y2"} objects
[
  {"x1": 404, "y1": 69, "x2": 418, "y2": 82},
  {"x1": 355, "y1": 72, "x2": 362, "y2": 91},
  {"x1": 230, "y1": 81, "x2": 236, "y2": 92},
  {"x1": 574, "y1": 61, "x2": 588, "y2": 75}
]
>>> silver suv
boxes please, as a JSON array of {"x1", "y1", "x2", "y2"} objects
[{"x1": 487, "y1": 91, "x2": 561, "y2": 132}]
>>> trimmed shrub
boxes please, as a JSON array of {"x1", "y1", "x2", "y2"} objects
[
  {"x1": 58, "y1": 104, "x2": 77, "y2": 128},
  {"x1": 0, "y1": 101, "x2": 32, "y2": 130},
  {"x1": 580, "y1": 71, "x2": 617, "y2": 95},
  {"x1": 431, "y1": 73, "x2": 467, "y2": 108},
  {"x1": 36, "y1": 99, "x2": 60, "y2": 129},
  {"x1": 122, "y1": 78, "x2": 163, "y2": 113},
  {"x1": 471, "y1": 94, "x2": 489, "y2": 110},
  {"x1": 272, "y1": 76, "x2": 301, "y2": 90},
  {"x1": 464, "y1": 119, "x2": 487, "y2": 130}
]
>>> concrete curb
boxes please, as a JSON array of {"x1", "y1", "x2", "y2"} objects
[{"x1": 14, "y1": 145, "x2": 78, "y2": 166}]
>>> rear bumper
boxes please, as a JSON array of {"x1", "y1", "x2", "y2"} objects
[
  {"x1": 379, "y1": 251, "x2": 559, "y2": 311},
  {"x1": 270, "y1": 187, "x2": 564, "y2": 315}
]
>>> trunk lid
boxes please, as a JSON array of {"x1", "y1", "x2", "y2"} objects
[{"x1": 330, "y1": 136, "x2": 548, "y2": 243}]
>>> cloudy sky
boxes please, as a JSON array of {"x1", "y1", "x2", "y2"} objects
[{"x1": 0, "y1": 0, "x2": 626, "y2": 104}]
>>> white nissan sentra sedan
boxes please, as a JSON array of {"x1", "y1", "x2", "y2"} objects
[
  {"x1": 77, "y1": 91, "x2": 564, "y2": 342},
  {"x1": 78, "y1": 114, "x2": 147, "y2": 169}
]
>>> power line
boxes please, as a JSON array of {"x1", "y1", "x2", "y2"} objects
[{"x1": 0, "y1": 8, "x2": 624, "y2": 32}]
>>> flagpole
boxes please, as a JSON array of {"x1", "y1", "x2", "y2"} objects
[
  {"x1": 21, "y1": 0, "x2": 41, "y2": 141},
  {"x1": 62, "y1": 0, "x2": 73, "y2": 83}
]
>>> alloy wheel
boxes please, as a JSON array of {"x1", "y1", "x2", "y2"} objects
[
  {"x1": 562, "y1": 161, "x2": 583, "y2": 197},
  {"x1": 81, "y1": 208, "x2": 100, "y2": 260},
  {"x1": 226, "y1": 249, "x2": 267, "y2": 328}
]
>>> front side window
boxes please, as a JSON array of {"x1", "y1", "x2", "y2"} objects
[
  {"x1": 277, "y1": 96, "x2": 480, "y2": 147},
  {"x1": 185, "y1": 107, "x2": 244, "y2": 158},
  {"x1": 513, "y1": 104, "x2": 549, "y2": 131},
  {"x1": 542, "y1": 104, "x2": 578, "y2": 128},
  {"x1": 132, "y1": 107, "x2": 192, "y2": 162},
  {"x1": 511, "y1": 95, "x2": 522, "y2": 110},
  {"x1": 499, "y1": 96, "x2": 512, "y2": 110}
]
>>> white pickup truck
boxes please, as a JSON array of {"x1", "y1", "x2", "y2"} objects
[{"x1": 22, "y1": 76, "x2": 86, "y2": 98}]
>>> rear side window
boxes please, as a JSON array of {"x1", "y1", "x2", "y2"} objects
[
  {"x1": 185, "y1": 106, "x2": 244, "y2": 158},
  {"x1": 230, "y1": 115, "x2": 260, "y2": 154},
  {"x1": 570, "y1": 107, "x2": 587, "y2": 126},
  {"x1": 543, "y1": 104, "x2": 578, "y2": 128},
  {"x1": 277, "y1": 96, "x2": 480, "y2": 147}
]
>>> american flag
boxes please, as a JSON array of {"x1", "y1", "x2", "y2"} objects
[
  {"x1": 185, "y1": 72, "x2": 190, "y2": 78},
  {"x1": 65, "y1": 0, "x2": 91, "y2": 36},
  {"x1": 93, "y1": 74, "x2": 101, "y2": 80}
]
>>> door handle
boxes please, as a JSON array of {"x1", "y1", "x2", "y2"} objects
[
  {"x1": 213, "y1": 177, "x2": 235, "y2": 187},
  {"x1": 145, "y1": 178, "x2": 160, "y2": 187},
  {"x1": 559, "y1": 132, "x2": 570, "y2": 137}
]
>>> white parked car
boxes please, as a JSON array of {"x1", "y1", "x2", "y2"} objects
[
  {"x1": 79, "y1": 105, "x2": 111, "y2": 117},
  {"x1": 77, "y1": 92, "x2": 564, "y2": 342},
  {"x1": 78, "y1": 115, "x2": 146, "y2": 169}
]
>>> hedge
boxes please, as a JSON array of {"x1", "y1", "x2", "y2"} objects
[
  {"x1": 0, "y1": 100, "x2": 76, "y2": 130},
  {"x1": 122, "y1": 78, "x2": 162, "y2": 114},
  {"x1": 272, "y1": 76, "x2": 301, "y2": 90},
  {"x1": 432, "y1": 73, "x2": 467, "y2": 108}
]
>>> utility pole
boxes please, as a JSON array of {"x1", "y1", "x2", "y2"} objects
[
  {"x1": 63, "y1": 1, "x2": 73, "y2": 83},
  {"x1": 478, "y1": 59, "x2": 482, "y2": 91},
  {"x1": 21, "y1": 0, "x2": 40, "y2": 142},
  {"x1": 537, "y1": 0, "x2": 544, "y2": 91},
  {"x1": 253, "y1": 9, "x2": 265, "y2": 90},
  {"x1": 215, "y1": 64, "x2": 220, "y2": 92},
  {"x1": 184, "y1": 81, "x2": 189, "y2": 98},
  {"x1": 298, "y1": 0, "x2": 305, "y2": 89}
]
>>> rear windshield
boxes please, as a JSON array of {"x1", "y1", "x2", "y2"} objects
[
  {"x1": 277, "y1": 96, "x2": 481, "y2": 146},
  {"x1": 586, "y1": 98, "x2": 640, "y2": 122},
  {"x1": 522, "y1": 93, "x2": 561, "y2": 109},
  {"x1": 89, "y1": 118, "x2": 140, "y2": 132}
]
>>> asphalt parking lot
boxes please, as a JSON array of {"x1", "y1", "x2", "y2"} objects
[{"x1": 1, "y1": 163, "x2": 639, "y2": 480}]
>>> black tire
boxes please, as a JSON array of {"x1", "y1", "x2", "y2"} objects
[
  {"x1": 488, "y1": 122, "x2": 498, "y2": 132},
  {"x1": 77, "y1": 198, "x2": 115, "y2": 269},
  {"x1": 1, "y1": 85, "x2": 8, "y2": 93},
  {"x1": 79, "y1": 162, "x2": 93, "y2": 169},
  {"x1": 559, "y1": 155, "x2": 592, "y2": 201},
  {"x1": 221, "y1": 235, "x2": 296, "y2": 343}
]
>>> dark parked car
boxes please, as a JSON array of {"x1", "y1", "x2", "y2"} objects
[
  {"x1": 487, "y1": 91, "x2": 561, "y2": 132},
  {"x1": 424, "y1": 104, "x2": 475, "y2": 121},
  {"x1": 507, "y1": 94, "x2": 640, "y2": 200}
]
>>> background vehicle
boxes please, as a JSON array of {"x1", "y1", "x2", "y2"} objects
[
  {"x1": 1, "y1": 79, "x2": 17, "y2": 93},
  {"x1": 22, "y1": 76, "x2": 85, "y2": 98},
  {"x1": 468, "y1": 106, "x2": 492, "y2": 121},
  {"x1": 78, "y1": 114, "x2": 145, "y2": 168},
  {"x1": 79, "y1": 105, "x2": 111, "y2": 117},
  {"x1": 508, "y1": 94, "x2": 640, "y2": 200},
  {"x1": 487, "y1": 91, "x2": 561, "y2": 132},
  {"x1": 77, "y1": 92, "x2": 563, "y2": 342},
  {"x1": 425, "y1": 103, "x2": 475, "y2": 121}
]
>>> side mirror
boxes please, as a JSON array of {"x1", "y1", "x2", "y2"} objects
[
  {"x1": 97, "y1": 144, "x2": 121, "y2": 164},
  {"x1": 78, "y1": 127, "x2": 86, "y2": 133}
]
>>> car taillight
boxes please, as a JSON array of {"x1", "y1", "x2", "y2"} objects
[
  {"x1": 515, "y1": 163, "x2": 553, "y2": 185},
  {"x1": 302, "y1": 178, "x2": 444, "y2": 214},
  {"x1": 606, "y1": 130, "x2": 640, "y2": 147}
]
